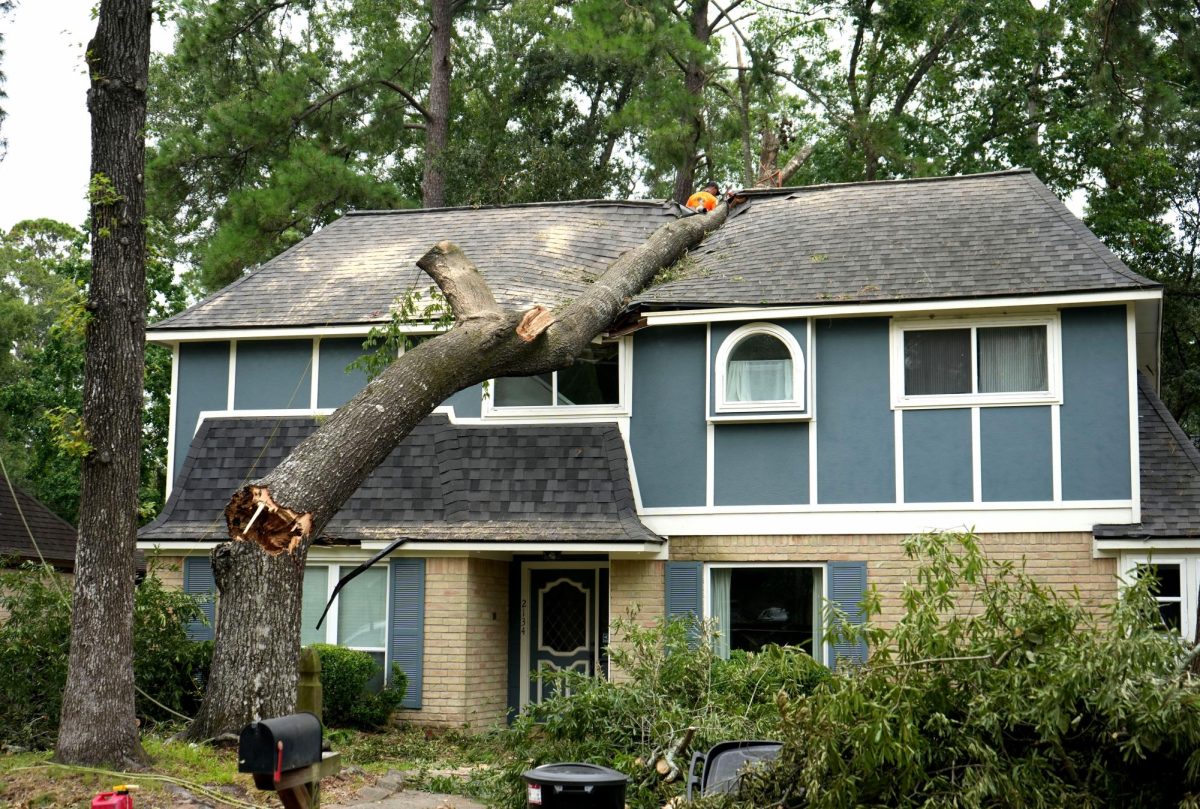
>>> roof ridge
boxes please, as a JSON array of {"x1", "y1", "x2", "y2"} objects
[
  {"x1": 344, "y1": 199, "x2": 676, "y2": 216},
  {"x1": 737, "y1": 168, "x2": 1034, "y2": 198}
]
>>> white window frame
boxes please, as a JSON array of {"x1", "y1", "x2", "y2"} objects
[
  {"x1": 702, "y1": 562, "x2": 825, "y2": 661},
  {"x1": 303, "y1": 564, "x2": 390, "y2": 670},
  {"x1": 1120, "y1": 553, "x2": 1196, "y2": 640},
  {"x1": 714, "y1": 322, "x2": 807, "y2": 414},
  {"x1": 482, "y1": 337, "x2": 630, "y2": 418},
  {"x1": 890, "y1": 314, "x2": 1062, "y2": 409}
]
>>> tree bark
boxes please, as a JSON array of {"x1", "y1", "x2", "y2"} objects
[
  {"x1": 421, "y1": 0, "x2": 452, "y2": 208},
  {"x1": 189, "y1": 203, "x2": 734, "y2": 738},
  {"x1": 55, "y1": 0, "x2": 150, "y2": 769}
]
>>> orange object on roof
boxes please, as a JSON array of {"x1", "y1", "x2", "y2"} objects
[{"x1": 686, "y1": 191, "x2": 718, "y2": 211}]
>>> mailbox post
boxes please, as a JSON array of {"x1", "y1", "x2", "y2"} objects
[{"x1": 238, "y1": 713, "x2": 341, "y2": 809}]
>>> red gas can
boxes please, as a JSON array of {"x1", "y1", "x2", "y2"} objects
[{"x1": 92, "y1": 785, "x2": 136, "y2": 808}]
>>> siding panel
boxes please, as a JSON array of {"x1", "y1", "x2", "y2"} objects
[
  {"x1": 630, "y1": 326, "x2": 707, "y2": 507},
  {"x1": 1060, "y1": 307, "x2": 1131, "y2": 500},
  {"x1": 714, "y1": 423, "x2": 809, "y2": 505},
  {"x1": 234, "y1": 339, "x2": 313, "y2": 410},
  {"x1": 903, "y1": 409, "x2": 972, "y2": 503},
  {"x1": 316, "y1": 338, "x2": 370, "y2": 408},
  {"x1": 980, "y1": 406, "x2": 1052, "y2": 501},
  {"x1": 815, "y1": 318, "x2": 896, "y2": 503},
  {"x1": 174, "y1": 342, "x2": 229, "y2": 483}
]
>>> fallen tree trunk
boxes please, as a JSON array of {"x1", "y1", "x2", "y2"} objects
[{"x1": 185, "y1": 201, "x2": 733, "y2": 740}]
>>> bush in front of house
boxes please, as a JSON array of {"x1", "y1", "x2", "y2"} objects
[
  {"x1": 699, "y1": 531, "x2": 1200, "y2": 808},
  {"x1": 0, "y1": 560, "x2": 211, "y2": 749},
  {"x1": 310, "y1": 644, "x2": 406, "y2": 730},
  {"x1": 476, "y1": 614, "x2": 831, "y2": 809}
]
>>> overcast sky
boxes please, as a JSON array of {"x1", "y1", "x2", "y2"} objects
[{"x1": 0, "y1": 3, "x2": 173, "y2": 232}]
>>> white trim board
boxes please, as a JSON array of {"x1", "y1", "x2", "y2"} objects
[
  {"x1": 642, "y1": 506, "x2": 1134, "y2": 536},
  {"x1": 641, "y1": 289, "x2": 1163, "y2": 326}
]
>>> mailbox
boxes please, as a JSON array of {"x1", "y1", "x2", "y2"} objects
[{"x1": 238, "y1": 712, "x2": 324, "y2": 779}]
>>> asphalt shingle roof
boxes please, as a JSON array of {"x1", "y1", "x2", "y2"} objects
[
  {"x1": 149, "y1": 170, "x2": 1156, "y2": 333},
  {"x1": 1094, "y1": 376, "x2": 1200, "y2": 539},
  {"x1": 139, "y1": 415, "x2": 660, "y2": 545},
  {"x1": 641, "y1": 170, "x2": 1157, "y2": 307},
  {"x1": 0, "y1": 482, "x2": 77, "y2": 570}
]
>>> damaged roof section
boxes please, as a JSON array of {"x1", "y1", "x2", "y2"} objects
[
  {"x1": 140, "y1": 415, "x2": 660, "y2": 546},
  {"x1": 1095, "y1": 376, "x2": 1200, "y2": 540}
]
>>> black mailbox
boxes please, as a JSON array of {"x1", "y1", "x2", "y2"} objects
[{"x1": 238, "y1": 712, "x2": 323, "y2": 779}]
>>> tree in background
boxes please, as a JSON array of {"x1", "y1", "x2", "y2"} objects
[
  {"x1": 55, "y1": 0, "x2": 152, "y2": 768},
  {"x1": 0, "y1": 0, "x2": 14, "y2": 158}
]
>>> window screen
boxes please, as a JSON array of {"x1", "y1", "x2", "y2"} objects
[
  {"x1": 977, "y1": 326, "x2": 1048, "y2": 393},
  {"x1": 337, "y1": 566, "x2": 388, "y2": 649},
  {"x1": 904, "y1": 329, "x2": 971, "y2": 395},
  {"x1": 301, "y1": 567, "x2": 328, "y2": 647}
]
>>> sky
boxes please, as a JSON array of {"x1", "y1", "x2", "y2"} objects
[{"x1": 0, "y1": 2, "x2": 173, "y2": 232}]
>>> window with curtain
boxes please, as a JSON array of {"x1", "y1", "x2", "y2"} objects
[
  {"x1": 902, "y1": 323, "x2": 1049, "y2": 398},
  {"x1": 299, "y1": 564, "x2": 389, "y2": 691},
  {"x1": 709, "y1": 567, "x2": 818, "y2": 658},
  {"x1": 726, "y1": 333, "x2": 794, "y2": 403}
]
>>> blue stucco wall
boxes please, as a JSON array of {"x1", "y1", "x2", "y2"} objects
[
  {"x1": 445, "y1": 384, "x2": 484, "y2": 418},
  {"x1": 630, "y1": 326, "x2": 707, "y2": 507},
  {"x1": 709, "y1": 319, "x2": 808, "y2": 417},
  {"x1": 317, "y1": 338, "x2": 370, "y2": 408},
  {"x1": 980, "y1": 406, "x2": 1053, "y2": 501},
  {"x1": 714, "y1": 423, "x2": 809, "y2": 505},
  {"x1": 1060, "y1": 307, "x2": 1131, "y2": 500},
  {"x1": 233, "y1": 339, "x2": 313, "y2": 410},
  {"x1": 903, "y1": 409, "x2": 972, "y2": 503},
  {"x1": 173, "y1": 342, "x2": 229, "y2": 482},
  {"x1": 815, "y1": 318, "x2": 896, "y2": 504}
]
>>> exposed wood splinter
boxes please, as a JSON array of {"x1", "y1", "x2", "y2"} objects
[
  {"x1": 516, "y1": 306, "x2": 556, "y2": 342},
  {"x1": 225, "y1": 485, "x2": 313, "y2": 556}
]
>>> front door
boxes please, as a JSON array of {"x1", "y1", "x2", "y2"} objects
[{"x1": 526, "y1": 566, "x2": 607, "y2": 705}]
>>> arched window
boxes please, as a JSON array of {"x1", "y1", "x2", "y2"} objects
[{"x1": 715, "y1": 323, "x2": 805, "y2": 411}]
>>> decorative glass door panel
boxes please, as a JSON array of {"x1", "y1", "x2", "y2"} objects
[{"x1": 529, "y1": 569, "x2": 596, "y2": 705}]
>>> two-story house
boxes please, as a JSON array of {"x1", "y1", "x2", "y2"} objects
[{"x1": 138, "y1": 169, "x2": 1200, "y2": 729}]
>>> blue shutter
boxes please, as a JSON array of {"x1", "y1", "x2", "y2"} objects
[
  {"x1": 389, "y1": 559, "x2": 425, "y2": 709},
  {"x1": 665, "y1": 561, "x2": 703, "y2": 644},
  {"x1": 183, "y1": 555, "x2": 216, "y2": 642},
  {"x1": 827, "y1": 561, "x2": 868, "y2": 668}
]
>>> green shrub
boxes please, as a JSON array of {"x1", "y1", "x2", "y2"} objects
[
  {"x1": 476, "y1": 615, "x2": 829, "y2": 809},
  {"x1": 310, "y1": 644, "x2": 406, "y2": 729},
  {"x1": 714, "y1": 530, "x2": 1200, "y2": 808},
  {"x1": 0, "y1": 559, "x2": 211, "y2": 749}
]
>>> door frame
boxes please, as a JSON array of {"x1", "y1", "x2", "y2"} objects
[{"x1": 519, "y1": 560, "x2": 610, "y2": 709}]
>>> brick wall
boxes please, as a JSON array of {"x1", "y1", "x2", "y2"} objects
[
  {"x1": 667, "y1": 532, "x2": 1118, "y2": 627},
  {"x1": 402, "y1": 556, "x2": 510, "y2": 730},
  {"x1": 608, "y1": 559, "x2": 665, "y2": 681}
]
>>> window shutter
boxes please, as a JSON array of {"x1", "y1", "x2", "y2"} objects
[
  {"x1": 665, "y1": 561, "x2": 703, "y2": 644},
  {"x1": 389, "y1": 559, "x2": 425, "y2": 709},
  {"x1": 827, "y1": 561, "x2": 868, "y2": 668},
  {"x1": 183, "y1": 555, "x2": 216, "y2": 642}
]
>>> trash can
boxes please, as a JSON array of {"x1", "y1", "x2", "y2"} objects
[{"x1": 521, "y1": 762, "x2": 629, "y2": 808}]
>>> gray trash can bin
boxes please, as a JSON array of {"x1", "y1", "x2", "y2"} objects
[{"x1": 521, "y1": 762, "x2": 628, "y2": 808}]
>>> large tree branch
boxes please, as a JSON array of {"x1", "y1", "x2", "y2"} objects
[
  {"x1": 226, "y1": 202, "x2": 735, "y2": 553},
  {"x1": 379, "y1": 79, "x2": 431, "y2": 122}
]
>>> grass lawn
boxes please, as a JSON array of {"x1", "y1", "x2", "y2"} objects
[{"x1": 0, "y1": 726, "x2": 502, "y2": 808}]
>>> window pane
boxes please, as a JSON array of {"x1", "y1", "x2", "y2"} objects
[
  {"x1": 494, "y1": 373, "x2": 553, "y2": 407},
  {"x1": 557, "y1": 342, "x2": 620, "y2": 405},
  {"x1": 337, "y1": 566, "x2": 387, "y2": 649},
  {"x1": 977, "y1": 326, "x2": 1048, "y2": 393},
  {"x1": 1158, "y1": 602, "x2": 1182, "y2": 632},
  {"x1": 301, "y1": 567, "x2": 328, "y2": 647},
  {"x1": 727, "y1": 334, "x2": 793, "y2": 402},
  {"x1": 723, "y1": 568, "x2": 816, "y2": 655},
  {"x1": 904, "y1": 329, "x2": 971, "y2": 395},
  {"x1": 1139, "y1": 563, "x2": 1182, "y2": 598}
]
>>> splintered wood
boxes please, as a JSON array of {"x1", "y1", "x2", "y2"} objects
[{"x1": 225, "y1": 485, "x2": 313, "y2": 555}]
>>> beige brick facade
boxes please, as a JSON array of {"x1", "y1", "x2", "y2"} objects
[
  {"x1": 667, "y1": 532, "x2": 1118, "y2": 627},
  {"x1": 403, "y1": 556, "x2": 509, "y2": 730}
]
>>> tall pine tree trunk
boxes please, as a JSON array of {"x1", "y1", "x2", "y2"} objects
[
  {"x1": 55, "y1": 0, "x2": 150, "y2": 769},
  {"x1": 421, "y1": 0, "x2": 452, "y2": 208}
]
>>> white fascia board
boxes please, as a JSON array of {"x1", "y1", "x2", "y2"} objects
[
  {"x1": 146, "y1": 322, "x2": 449, "y2": 345},
  {"x1": 641, "y1": 289, "x2": 1164, "y2": 326},
  {"x1": 358, "y1": 540, "x2": 668, "y2": 558},
  {"x1": 1093, "y1": 537, "x2": 1200, "y2": 556},
  {"x1": 641, "y1": 506, "x2": 1135, "y2": 536}
]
